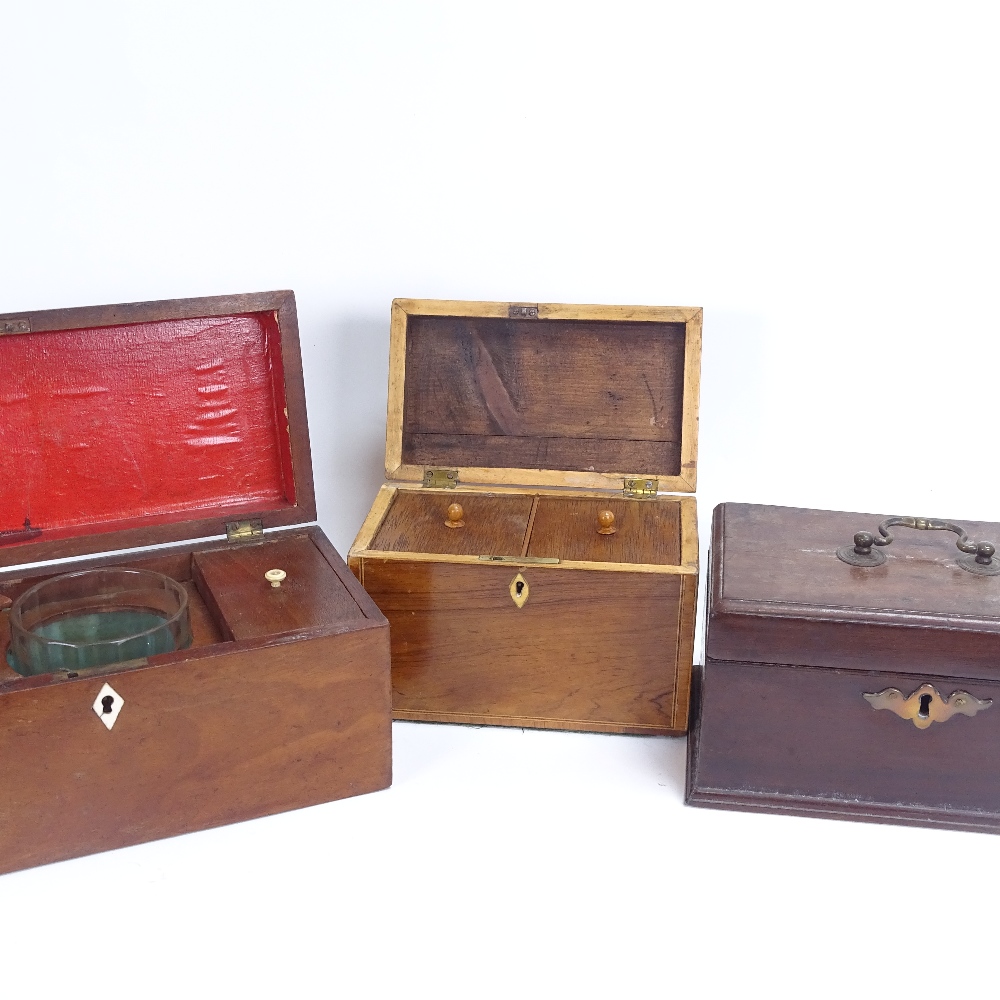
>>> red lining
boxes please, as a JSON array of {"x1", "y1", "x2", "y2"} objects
[{"x1": 1, "y1": 312, "x2": 296, "y2": 539}]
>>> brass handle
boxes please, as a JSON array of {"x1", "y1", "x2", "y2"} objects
[
  {"x1": 864, "y1": 683, "x2": 992, "y2": 729},
  {"x1": 836, "y1": 516, "x2": 999, "y2": 576}
]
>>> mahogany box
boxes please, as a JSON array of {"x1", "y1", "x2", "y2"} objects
[
  {"x1": 0, "y1": 291, "x2": 390, "y2": 874},
  {"x1": 687, "y1": 502, "x2": 1000, "y2": 833},
  {"x1": 349, "y1": 299, "x2": 702, "y2": 735}
]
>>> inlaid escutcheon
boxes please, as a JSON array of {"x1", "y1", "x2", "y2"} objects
[{"x1": 509, "y1": 572, "x2": 529, "y2": 608}]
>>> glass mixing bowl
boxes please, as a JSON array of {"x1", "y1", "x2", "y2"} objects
[{"x1": 7, "y1": 568, "x2": 192, "y2": 676}]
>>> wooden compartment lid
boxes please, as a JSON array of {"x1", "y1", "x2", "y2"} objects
[
  {"x1": 386, "y1": 299, "x2": 702, "y2": 494},
  {"x1": 0, "y1": 291, "x2": 315, "y2": 567}
]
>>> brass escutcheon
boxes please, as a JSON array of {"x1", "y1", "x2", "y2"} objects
[
  {"x1": 863, "y1": 683, "x2": 992, "y2": 729},
  {"x1": 509, "y1": 573, "x2": 529, "y2": 608}
]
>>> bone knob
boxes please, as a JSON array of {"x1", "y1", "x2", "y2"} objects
[
  {"x1": 265, "y1": 569, "x2": 287, "y2": 588},
  {"x1": 445, "y1": 503, "x2": 465, "y2": 529}
]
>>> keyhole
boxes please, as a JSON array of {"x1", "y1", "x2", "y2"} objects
[
  {"x1": 515, "y1": 581, "x2": 524, "y2": 596},
  {"x1": 102, "y1": 695, "x2": 115, "y2": 715},
  {"x1": 918, "y1": 693, "x2": 932, "y2": 719}
]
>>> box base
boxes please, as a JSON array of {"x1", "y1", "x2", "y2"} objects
[
  {"x1": 685, "y1": 664, "x2": 1000, "y2": 836},
  {"x1": 395, "y1": 708, "x2": 684, "y2": 737}
]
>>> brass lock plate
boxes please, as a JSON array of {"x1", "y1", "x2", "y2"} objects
[
  {"x1": 864, "y1": 683, "x2": 992, "y2": 729},
  {"x1": 510, "y1": 573, "x2": 529, "y2": 608}
]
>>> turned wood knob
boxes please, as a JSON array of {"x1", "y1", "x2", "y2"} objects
[
  {"x1": 597, "y1": 510, "x2": 617, "y2": 535},
  {"x1": 265, "y1": 568, "x2": 287, "y2": 588},
  {"x1": 445, "y1": 503, "x2": 465, "y2": 529}
]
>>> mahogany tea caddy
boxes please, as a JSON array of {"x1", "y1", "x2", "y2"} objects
[
  {"x1": 0, "y1": 290, "x2": 391, "y2": 874},
  {"x1": 688, "y1": 502, "x2": 1000, "y2": 833}
]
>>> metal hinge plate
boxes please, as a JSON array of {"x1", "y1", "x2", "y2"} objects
[
  {"x1": 226, "y1": 518, "x2": 264, "y2": 542},
  {"x1": 508, "y1": 303, "x2": 539, "y2": 319},
  {"x1": 423, "y1": 469, "x2": 459, "y2": 489},
  {"x1": 0, "y1": 318, "x2": 31, "y2": 336},
  {"x1": 623, "y1": 477, "x2": 659, "y2": 498}
]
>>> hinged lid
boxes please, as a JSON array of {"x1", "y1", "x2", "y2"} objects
[
  {"x1": 386, "y1": 299, "x2": 702, "y2": 494},
  {"x1": 708, "y1": 503, "x2": 1000, "y2": 679},
  {"x1": 0, "y1": 291, "x2": 315, "y2": 567}
]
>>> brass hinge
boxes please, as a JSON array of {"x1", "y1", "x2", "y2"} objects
[
  {"x1": 0, "y1": 318, "x2": 31, "y2": 335},
  {"x1": 508, "y1": 303, "x2": 539, "y2": 319},
  {"x1": 226, "y1": 518, "x2": 264, "y2": 542},
  {"x1": 623, "y1": 477, "x2": 659, "y2": 498},
  {"x1": 423, "y1": 469, "x2": 459, "y2": 489}
]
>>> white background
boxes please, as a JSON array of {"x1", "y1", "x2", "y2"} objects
[{"x1": 2, "y1": 3, "x2": 1000, "y2": 997}]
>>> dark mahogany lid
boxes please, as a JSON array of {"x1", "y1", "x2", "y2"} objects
[
  {"x1": 708, "y1": 502, "x2": 1000, "y2": 679},
  {"x1": 0, "y1": 291, "x2": 315, "y2": 567}
]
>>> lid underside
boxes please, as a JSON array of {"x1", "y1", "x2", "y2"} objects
[
  {"x1": 0, "y1": 292, "x2": 314, "y2": 566},
  {"x1": 387, "y1": 301, "x2": 702, "y2": 493}
]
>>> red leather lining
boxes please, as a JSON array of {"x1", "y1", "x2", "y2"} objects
[{"x1": 2, "y1": 312, "x2": 295, "y2": 539}]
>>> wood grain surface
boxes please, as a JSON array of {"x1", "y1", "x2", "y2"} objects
[
  {"x1": 687, "y1": 659, "x2": 1000, "y2": 832},
  {"x1": 361, "y1": 558, "x2": 686, "y2": 734},
  {"x1": 0, "y1": 526, "x2": 391, "y2": 873},
  {"x1": 0, "y1": 625, "x2": 391, "y2": 874},
  {"x1": 370, "y1": 490, "x2": 533, "y2": 557},
  {"x1": 194, "y1": 534, "x2": 367, "y2": 639},
  {"x1": 526, "y1": 497, "x2": 681, "y2": 565},
  {"x1": 400, "y1": 313, "x2": 686, "y2": 474},
  {"x1": 716, "y1": 502, "x2": 1000, "y2": 616},
  {"x1": 400, "y1": 434, "x2": 680, "y2": 479},
  {"x1": 690, "y1": 501, "x2": 1000, "y2": 833},
  {"x1": 708, "y1": 502, "x2": 1000, "y2": 676}
]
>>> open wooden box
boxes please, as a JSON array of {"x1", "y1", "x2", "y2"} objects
[
  {"x1": 349, "y1": 299, "x2": 701, "y2": 735},
  {"x1": 0, "y1": 291, "x2": 390, "y2": 875}
]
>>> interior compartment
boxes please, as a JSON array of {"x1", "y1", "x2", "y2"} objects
[
  {"x1": 526, "y1": 497, "x2": 681, "y2": 565},
  {"x1": 194, "y1": 535, "x2": 367, "y2": 639},
  {"x1": 369, "y1": 490, "x2": 682, "y2": 564},
  {"x1": 371, "y1": 492, "x2": 533, "y2": 557},
  {"x1": 400, "y1": 314, "x2": 688, "y2": 475},
  {"x1": 0, "y1": 310, "x2": 296, "y2": 541},
  {"x1": 0, "y1": 532, "x2": 361, "y2": 680}
]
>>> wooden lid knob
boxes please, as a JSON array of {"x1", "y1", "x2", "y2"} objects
[
  {"x1": 445, "y1": 503, "x2": 465, "y2": 528},
  {"x1": 597, "y1": 510, "x2": 616, "y2": 535},
  {"x1": 265, "y1": 568, "x2": 287, "y2": 588}
]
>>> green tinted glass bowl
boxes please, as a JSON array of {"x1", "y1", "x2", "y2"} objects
[{"x1": 8, "y1": 568, "x2": 192, "y2": 676}]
